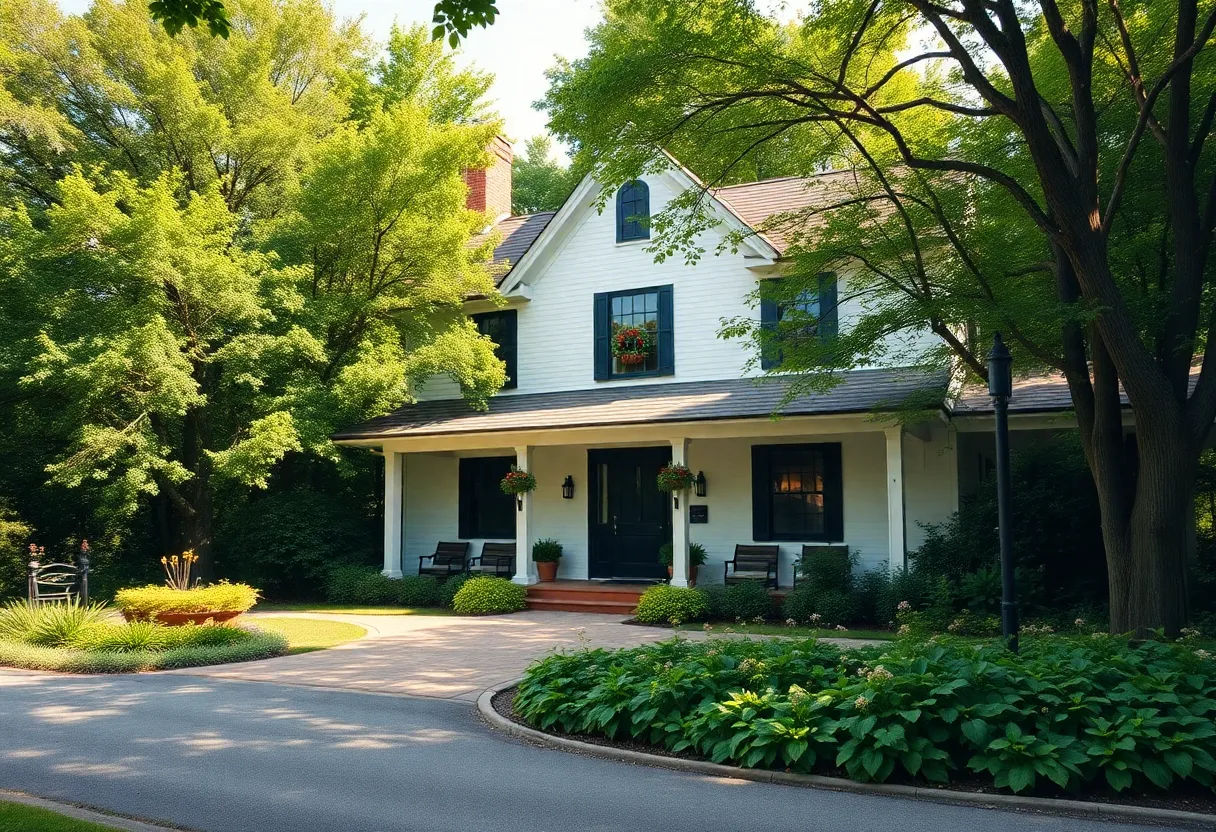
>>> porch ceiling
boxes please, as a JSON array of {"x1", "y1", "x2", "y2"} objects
[{"x1": 331, "y1": 367, "x2": 948, "y2": 443}]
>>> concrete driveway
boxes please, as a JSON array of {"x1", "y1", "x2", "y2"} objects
[
  {"x1": 0, "y1": 671, "x2": 1180, "y2": 832},
  {"x1": 177, "y1": 611, "x2": 875, "y2": 701}
]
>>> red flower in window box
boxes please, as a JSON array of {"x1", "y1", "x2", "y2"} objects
[{"x1": 612, "y1": 326, "x2": 654, "y2": 365}]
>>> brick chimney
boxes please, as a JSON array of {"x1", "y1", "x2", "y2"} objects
[{"x1": 463, "y1": 135, "x2": 513, "y2": 219}]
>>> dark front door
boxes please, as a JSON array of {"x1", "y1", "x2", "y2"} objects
[{"x1": 588, "y1": 447, "x2": 672, "y2": 579}]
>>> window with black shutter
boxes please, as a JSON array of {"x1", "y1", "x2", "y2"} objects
[
  {"x1": 760, "y1": 273, "x2": 839, "y2": 370},
  {"x1": 458, "y1": 456, "x2": 515, "y2": 539},
  {"x1": 472, "y1": 309, "x2": 517, "y2": 389},
  {"x1": 592, "y1": 285, "x2": 674, "y2": 380},
  {"x1": 751, "y1": 443, "x2": 843, "y2": 542},
  {"x1": 616, "y1": 180, "x2": 650, "y2": 243}
]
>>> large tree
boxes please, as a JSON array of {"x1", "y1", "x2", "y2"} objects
[
  {"x1": 544, "y1": 0, "x2": 1216, "y2": 635},
  {"x1": 511, "y1": 135, "x2": 579, "y2": 214},
  {"x1": 0, "y1": 0, "x2": 506, "y2": 575}
]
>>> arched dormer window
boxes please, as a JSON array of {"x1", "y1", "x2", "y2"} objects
[{"x1": 615, "y1": 180, "x2": 650, "y2": 243}]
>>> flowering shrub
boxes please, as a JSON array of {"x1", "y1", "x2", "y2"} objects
[
  {"x1": 515, "y1": 635, "x2": 1216, "y2": 794},
  {"x1": 634, "y1": 585, "x2": 709, "y2": 625},
  {"x1": 655, "y1": 464, "x2": 696, "y2": 492},
  {"x1": 499, "y1": 467, "x2": 537, "y2": 496}
]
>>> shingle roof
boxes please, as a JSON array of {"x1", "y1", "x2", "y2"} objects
[
  {"x1": 332, "y1": 368, "x2": 948, "y2": 441},
  {"x1": 714, "y1": 171, "x2": 862, "y2": 253},
  {"x1": 476, "y1": 212, "x2": 556, "y2": 286},
  {"x1": 952, "y1": 374, "x2": 1081, "y2": 414}
]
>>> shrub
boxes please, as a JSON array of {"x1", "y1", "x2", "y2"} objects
[
  {"x1": 396, "y1": 575, "x2": 441, "y2": 607},
  {"x1": 634, "y1": 585, "x2": 709, "y2": 625},
  {"x1": 451, "y1": 576, "x2": 527, "y2": 615},
  {"x1": 324, "y1": 566, "x2": 399, "y2": 605},
  {"x1": 800, "y1": 547, "x2": 853, "y2": 591},
  {"x1": 700, "y1": 582, "x2": 772, "y2": 622},
  {"x1": 532, "y1": 538, "x2": 563, "y2": 563},
  {"x1": 439, "y1": 573, "x2": 471, "y2": 608},
  {"x1": 0, "y1": 629, "x2": 287, "y2": 673},
  {"x1": 0, "y1": 503, "x2": 32, "y2": 601},
  {"x1": 114, "y1": 582, "x2": 260, "y2": 618},
  {"x1": 515, "y1": 634, "x2": 1216, "y2": 795},
  {"x1": 781, "y1": 585, "x2": 855, "y2": 627}
]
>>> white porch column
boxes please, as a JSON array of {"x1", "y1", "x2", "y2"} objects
[
  {"x1": 382, "y1": 450, "x2": 404, "y2": 578},
  {"x1": 884, "y1": 427, "x2": 906, "y2": 572},
  {"x1": 670, "y1": 437, "x2": 691, "y2": 588},
  {"x1": 512, "y1": 444, "x2": 538, "y2": 586}
]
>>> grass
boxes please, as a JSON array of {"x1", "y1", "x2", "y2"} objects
[
  {"x1": 252, "y1": 617, "x2": 367, "y2": 654},
  {"x1": 0, "y1": 800, "x2": 122, "y2": 831},
  {"x1": 258, "y1": 603, "x2": 453, "y2": 616},
  {"x1": 677, "y1": 622, "x2": 897, "y2": 640}
]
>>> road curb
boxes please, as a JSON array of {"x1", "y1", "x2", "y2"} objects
[
  {"x1": 476, "y1": 682, "x2": 1216, "y2": 830},
  {"x1": 0, "y1": 789, "x2": 183, "y2": 831}
]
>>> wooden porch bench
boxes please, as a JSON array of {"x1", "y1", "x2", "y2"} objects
[
  {"x1": 724, "y1": 544, "x2": 780, "y2": 589},
  {"x1": 419, "y1": 541, "x2": 469, "y2": 579},
  {"x1": 469, "y1": 542, "x2": 515, "y2": 578}
]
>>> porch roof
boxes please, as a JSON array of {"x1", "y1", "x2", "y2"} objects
[{"x1": 331, "y1": 368, "x2": 948, "y2": 442}]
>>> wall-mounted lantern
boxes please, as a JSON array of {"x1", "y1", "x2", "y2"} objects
[
  {"x1": 694, "y1": 471, "x2": 707, "y2": 498},
  {"x1": 561, "y1": 475, "x2": 575, "y2": 500}
]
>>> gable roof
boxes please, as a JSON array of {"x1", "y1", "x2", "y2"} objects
[
  {"x1": 474, "y1": 211, "x2": 557, "y2": 286},
  {"x1": 332, "y1": 367, "x2": 948, "y2": 441},
  {"x1": 713, "y1": 170, "x2": 861, "y2": 253}
]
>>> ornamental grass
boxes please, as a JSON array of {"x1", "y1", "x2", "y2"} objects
[{"x1": 114, "y1": 581, "x2": 260, "y2": 617}]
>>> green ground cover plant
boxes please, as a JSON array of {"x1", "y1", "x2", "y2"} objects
[
  {"x1": 451, "y1": 576, "x2": 527, "y2": 615},
  {"x1": 514, "y1": 634, "x2": 1216, "y2": 795},
  {"x1": 0, "y1": 600, "x2": 287, "y2": 672},
  {"x1": 0, "y1": 799, "x2": 120, "y2": 832},
  {"x1": 114, "y1": 582, "x2": 259, "y2": 618}
]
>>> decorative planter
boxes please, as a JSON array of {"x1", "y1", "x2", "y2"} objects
[
  {"x1": 665, "y1": 565, "x2": 699, "y2": 587},
  {"x1": 122, "y1": 609, "x2": 243, "y2": 626},
  {"x1": 536, "y1": 561, "x2": 559, "y2": 582}
]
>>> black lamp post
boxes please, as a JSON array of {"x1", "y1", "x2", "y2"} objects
[{"x1": 987, "y1": 332, "x2": 1019, "y2": 653}]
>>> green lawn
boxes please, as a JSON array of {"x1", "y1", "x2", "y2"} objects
[
  {"x1": 0, "y1": 800, "x2": 120, "y2": 832},
  {"x1": 258, "y1": 603, "x2": 452, "y2": 616},
  {"x1": 678, "y1": 622, "x2": 897, "y2": 640},
  {"x1": 252, "y1": 617, "x2": 368, "y2": 655}
]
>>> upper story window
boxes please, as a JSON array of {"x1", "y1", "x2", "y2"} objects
[
  {"x1": 472, "y1": 309, "x2": 517, "y2": 389},
  {"x1": 616, "y1": 180, "x2": 650, "y2": 243},
  {"x1": 593, "y1": 285, "x2": 674, "y2": 380},
  {"x1": 750, "y1": 443, "x2": 844, "y2": 542},
  {"x1": 760, "y1": 273, "x2": 838, "y2": 370}
]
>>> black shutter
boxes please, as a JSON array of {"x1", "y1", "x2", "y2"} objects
[
  {"x1": 593, "y1": 292, "x2": 610, "y2": 380},
  {"x1": 615, "y1": 189, "x2": 626, "y2": 243},
  {"x1": 823, "y1": 442, "x2": 844, "y2": 541},
  {"x1": 760, "y1": 279, "x2": 781, "y2": 370},
  {"x1": 657, "y1": 284, "x2": 674, "y2": 375},
  {"x1": 501, "y1": 309, "x2": 518, "y2": 388},
  {"x1": 458, "y1": 458, "x2": 475, "y2": 539},
  {"x1": 751, "y1": 445, "x2": 772, "y2": 541},
  {"x1": 819, "y1": 273, "x2": 839, "y2": 340}
]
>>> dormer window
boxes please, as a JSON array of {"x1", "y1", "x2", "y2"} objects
[{"x1": 616, "y1": 180, "x2": 650, "y2": 243}]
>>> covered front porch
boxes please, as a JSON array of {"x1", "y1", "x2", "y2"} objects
[{"x1": 373, "y1": 415, "x2": 958, "y2": 590}]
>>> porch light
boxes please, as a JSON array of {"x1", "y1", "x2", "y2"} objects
[
  {"x1": 561, "y1": 475, "x2": 575, "y2": 499},
  {"x1": 694, "y1": 471, "x2": 707, "y2": 497}
]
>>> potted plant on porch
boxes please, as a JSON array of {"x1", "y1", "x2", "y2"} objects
[
  {"x1": 500, "y1": 466, "x2": 537, "y2": 509},
  {"x1": 658, "y1": 542, "x2": 707, "y2": 587},
  {"x1": 532, "y1": 538, "x2": 563, "y2": 582},
  {"x1": 656, "y1": 463, "x2": 696, "y2": 508}
]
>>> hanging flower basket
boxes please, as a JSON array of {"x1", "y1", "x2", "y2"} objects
[
  {"x1": 656, "y1": 464, "x2": 697, "y2": 493},
  {"x1": 500, "y1": 467, "x2": 537, "y2": 509},
  {"x1": 612, "y1": 326, "x2": 655, "y2": 365}
]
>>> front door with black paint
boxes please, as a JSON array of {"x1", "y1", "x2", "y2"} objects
[{"x1": 588, "y1": 447, "x2": 671, "y2": 579}]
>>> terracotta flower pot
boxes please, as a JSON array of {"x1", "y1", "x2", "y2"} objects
[
  {"x1": 667, "y1": 565, "x2": 698, "y2": 587},
  {"x1": 121, "y1": 609, "x2": 243, "y2": 626},
  {"x1": 536, "y1": 561, "x2": 559, "y2": 582}
]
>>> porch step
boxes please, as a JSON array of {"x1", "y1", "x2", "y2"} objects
[
  {"x1": 525, "y1": 596, "x2": 639, "y2": 615},
  {"x1": 525, "y1": 581, "x2": 648, "y2": 615}
]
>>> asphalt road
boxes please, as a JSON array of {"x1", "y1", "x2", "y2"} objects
[{"x1": 0, "y1": 672, "x2": 1184, "y2": 832}]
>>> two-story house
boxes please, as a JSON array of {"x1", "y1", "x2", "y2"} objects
[{"x1": 332, "y1": 138, "x2": 1078, "y2": 594}]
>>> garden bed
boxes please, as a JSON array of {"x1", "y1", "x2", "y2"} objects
[{"x1": 507, "y1": 634, "x2": 1216, "y2": 814}]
